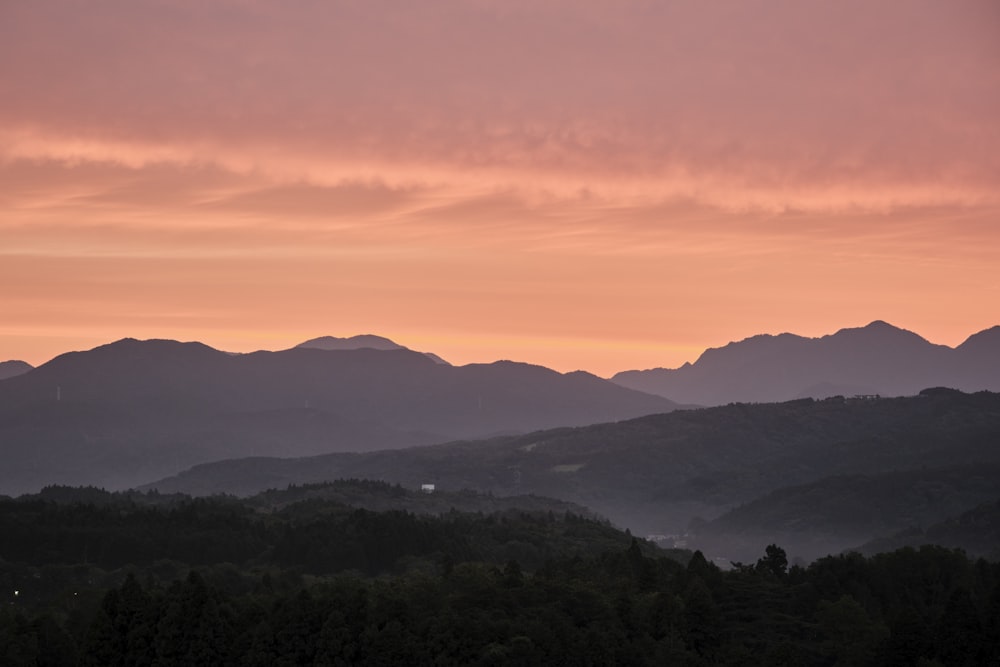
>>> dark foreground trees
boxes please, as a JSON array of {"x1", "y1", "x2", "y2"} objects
[
  {"x1": 2, "y1": 542, "x2": 998, "y2": 665},
  {"x1": 1, "y1": 490, "x2": 998, "y2": 665}
]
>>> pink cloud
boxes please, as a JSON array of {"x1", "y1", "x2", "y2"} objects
[
  {"x1": 2, "y1": 1, "x2": 998, "y2": 373},
  {"x1": 1, "y1": 0, "x2": 996, "y2": 209}
]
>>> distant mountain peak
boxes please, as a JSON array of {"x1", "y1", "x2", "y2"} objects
[
  {"x1": 296, "y1": 334, "x2": 450, "y2": 365},
  {"x1": 957, "y1": 325, "x2": 1000, "y2": 356},
  {"x1": 93, "y1": 337, "x2": 223, "y2": 358},
  {"x1": 32, "y1": 338, "x2": 229, "y2": 379},
  {"x1": 833, "y1": 320, "x2": 911, "y2": 336},
  {"x1": 821, "y1": 321, "x2": 935, "y2": 349},
  {"x1": 102, "y1": 336, "x2": 211, "y2": 348},
  {"x1": 297, "y1": 334, "x2": 401, "y2": 351},
  {"x1": 0, "y1": 359, "x2": 33, "y2": 380}
]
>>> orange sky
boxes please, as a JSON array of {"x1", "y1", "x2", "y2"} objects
[{"x1": 2, "y1": 1, "x2": 998, "y2": 376}]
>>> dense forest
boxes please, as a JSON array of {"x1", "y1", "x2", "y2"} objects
[{"x1": 1, "y1": 483, "x2": 998, "y2": 665}]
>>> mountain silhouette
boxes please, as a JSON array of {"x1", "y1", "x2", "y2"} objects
[
  {"x1": 296, "y1": 334, "x2": 450, "y2": 365},
  {"x1": 0, "y1": 337, "x2": 674, "y2": 495},
  {"x1": 612, "y1": 321, "x2": 999, "y2": 405},
  {"x1": 0, "y1": 360, "x2": 33, "y2": 380}
]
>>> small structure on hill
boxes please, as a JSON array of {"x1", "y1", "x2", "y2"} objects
[{"x1": 420, "y1": 484, "x2": 435, "y2": 493}]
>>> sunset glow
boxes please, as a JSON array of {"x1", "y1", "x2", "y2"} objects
[{"x1": 2, "y1": 1, "x2": 998, "y2": 376}]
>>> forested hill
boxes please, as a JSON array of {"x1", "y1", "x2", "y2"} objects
[
  {"x1": 13, "y1": 479, "x2": 598, "y2": 519},
  {"x1": 0, "y1": 482, "x2": 648, "y2": 576},
  {"x1": 242, "y1": 479, "x2": 597, "y2": 517}
]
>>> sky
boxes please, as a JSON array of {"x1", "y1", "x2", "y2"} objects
[{"x1": 2, "y1": 1, "x2": 998, "y2": 376}]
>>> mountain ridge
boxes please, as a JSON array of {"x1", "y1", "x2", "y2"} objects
[
  {"x1": 612, "y1": 321, "x2": 999, "y2": 405},
  {"x1": 0, "y1": 337, "x2": 675, "y2": 496}
]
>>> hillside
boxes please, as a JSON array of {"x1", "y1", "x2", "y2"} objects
[
  {"x1": 691, "y1": 464, "x2": 1000, "y2": 562},
  {"x1": 0, "y1": 338, "x2": 674, "y2": 495},
  {"x1": 612, "y1": 321, "x2": 1000, "y2": 405},
  {"x1": 857, "y1": 498, "x2": 1000, "y2": 560},
  {"x1": 147, "y1": 389, "x2": 1000, "y2": 561}
]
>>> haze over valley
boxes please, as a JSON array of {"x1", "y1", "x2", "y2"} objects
[{"x1": 2, "y1": 321, "x2": 999, "y2": 564}]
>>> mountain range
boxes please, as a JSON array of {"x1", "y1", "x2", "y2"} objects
[
  {"x1": 3, "y1": 321, "x2": 1000, "y2": 562},
  {"x1": 0, "y1": 336, "x2": 673, "y2": 495},
  {"x1": 612, "y1": 321, "x2": 1000, "y2": 405}
]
